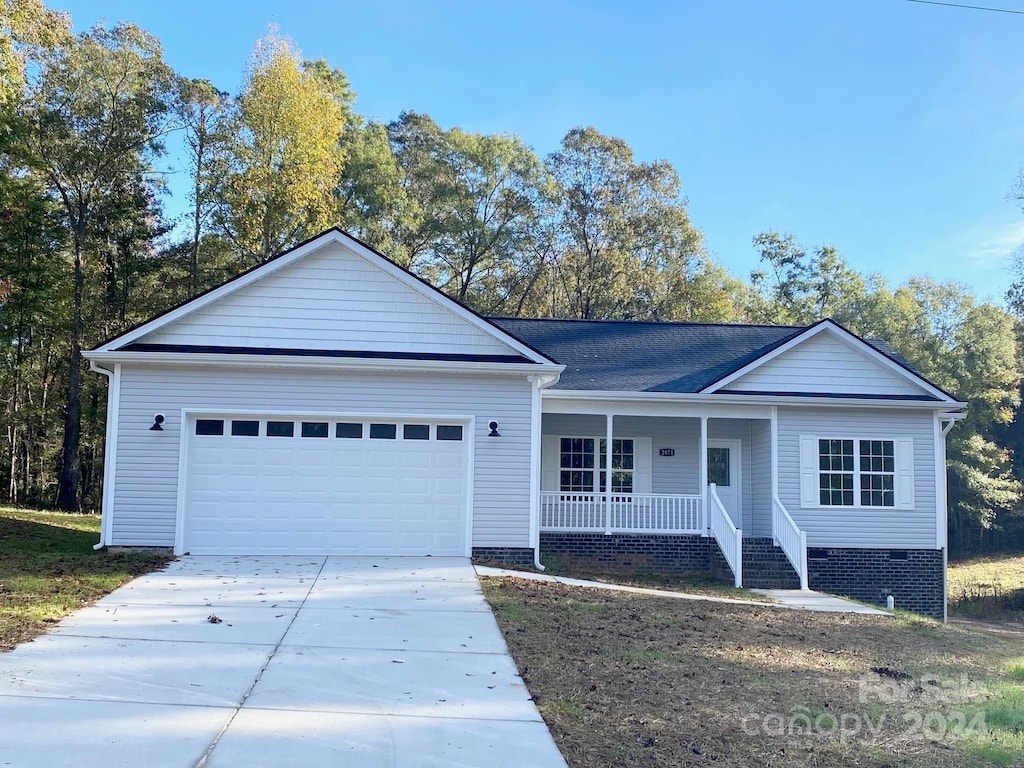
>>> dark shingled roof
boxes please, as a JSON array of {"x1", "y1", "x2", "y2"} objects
[
  {"x1": 488, "y1": 317, "x2": 933, "y2": 395},
  {"x1": 489, "y1": 318, "x2": 803, "y2": 392}
]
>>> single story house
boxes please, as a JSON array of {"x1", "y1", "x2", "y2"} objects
[{"x1": 83, "y1": 229, "x2": 964, "y2": 619}]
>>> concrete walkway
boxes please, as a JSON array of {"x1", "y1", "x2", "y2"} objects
[
  {"x1": 0, "y1": 557, "x2": 567, "y2": 768},
  {"x1": 475, "y1": 566, "x2": 890, "y2": 615}
]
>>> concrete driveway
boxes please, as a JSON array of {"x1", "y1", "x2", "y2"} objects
[{"x1": 0, "y1": 556, "x2": 567, "y2": 768}]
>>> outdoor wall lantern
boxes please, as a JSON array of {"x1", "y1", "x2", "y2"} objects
[
  {"x1": 150, "y1": 414, "x2": 165, "y2": 431},
  {"x1": 488, "y1": 420, "x2": 501, "y2": 437}
]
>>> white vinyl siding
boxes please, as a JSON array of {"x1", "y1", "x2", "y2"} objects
[
  {"x1": 138, "y1": 242, "x2": 517, "y2": 356},
  {"x1": 726, "y1": 332, "x2": 928, "y2": 397},
  {"x1": 540, "y1": 414, "x2": 688, "y2": 494},
  {"x1": 540, "y1": 414, "x2": 774, "y2": 538},
  {"x1": 110, "y1": 365, "x2": 533, "y2": 549},
  {"x1": 749, "y1": 419, "x2": 772, "y2": 537},
  {"x1": 779, "y1": 407, "x2": 937, "y2": 548}
]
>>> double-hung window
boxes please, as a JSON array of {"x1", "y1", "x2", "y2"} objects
[
  {"x1": 559, "y1": 437, "x2": 634, "y2": 494},
  {"x1": 801, "y1": 435, "x2": 912, "y2": 509}
]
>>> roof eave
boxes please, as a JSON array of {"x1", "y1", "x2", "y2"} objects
[
  {"x1": 543, "y1": 388, "x2": 966, "y2": 411},
  {"x1": 83, "y1": 350, "x2": 565, "y2": 377}
]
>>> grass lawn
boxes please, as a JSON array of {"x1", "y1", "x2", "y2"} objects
[
  {"x1": 0, "y1": 507, "x2": 172, "y2": 651},
  {"x1": 949, "y1": 554, "x2": 1024, "y2": 624},
  {"x1": 483, "y1": 576, "x2": 1024, "y2": 768}
]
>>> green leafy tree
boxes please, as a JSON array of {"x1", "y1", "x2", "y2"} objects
[
  {"x1": 15, "y1": 22, "x2": 174, "y2": 509},
  {"x1": 384, "y1": 111, "x2": 553, "y2": 312},
  {"x1": 546, "y1": 127, "x2": 722, "y2": 320},
  {"x1": 215, "y1": 34, "x2": 351, "y2": 263},
  {"x1": 171, "y1": 77, "x2": 229, "y2": 295},
  {"x1": 748, "y1": 231, "x2": 866, "y2": 326},
  {"x1": 0, "y1": 0, "x2": 69, "y2": 112}
]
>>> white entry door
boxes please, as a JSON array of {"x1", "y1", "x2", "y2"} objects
[{"x1": 708, "y1": 439, "x2": 742, "y2": 528}]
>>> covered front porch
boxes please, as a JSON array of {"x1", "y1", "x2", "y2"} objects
[{"x1": 537, "y1": 403, "x2": 808, "y2": 589}]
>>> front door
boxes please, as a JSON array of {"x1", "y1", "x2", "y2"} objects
[{"x1": 708, "y1": 439, "x2": 742, "y2": 529}]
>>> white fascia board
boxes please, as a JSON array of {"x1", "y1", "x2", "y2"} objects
[
  {"x1": 699, "y1": 320, "x2": 957, "y2": 404},
  {"x1": 544, "y1": 388, "x2": 966, "y2": 411},
  {"x1": 82, "y1": 349, "x2": 564, "y2": 377}
]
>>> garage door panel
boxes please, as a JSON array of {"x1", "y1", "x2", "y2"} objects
[{"x1": 183, "y1": 415, "x2": 469, "y2": 556}]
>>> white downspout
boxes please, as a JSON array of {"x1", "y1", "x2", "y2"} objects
[{"x1": 89, "y1": 361, "x2": 120, "y2": 551}]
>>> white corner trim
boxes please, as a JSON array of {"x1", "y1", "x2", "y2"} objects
[
  {"x1": 89, "y1": 362, "x2": 120, "y2": 550},
  {"x1": 464, "y1": 416, "x2": 476, "y2": 558},
  {"x1": 699, "y1": 320, "x2": 956, "y2": 403},
  {"x1": 173, "y1": 409, "x2": 189, "y2": 556}
]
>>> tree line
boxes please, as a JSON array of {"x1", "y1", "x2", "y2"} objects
[{"x1": 1, "y1": 1, "x2": 1022, "y2": 556}]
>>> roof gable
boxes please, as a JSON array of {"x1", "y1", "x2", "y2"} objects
[
  {"x1": 702, "y1": 320, "x2": 953, "y2": 401},
  {"x1": 92, "y1": 230, "x2": 554, "y2": 365}
]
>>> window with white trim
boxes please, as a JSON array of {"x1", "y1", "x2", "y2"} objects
[
  {"x1": 558, "y1": 437, "x2": 634, "y2": 493},
  {"x1": 801, "y1": 435, "x2": 912, "y2": 509}
]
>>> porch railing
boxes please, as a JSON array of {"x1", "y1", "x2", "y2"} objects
[
  {"x1": 708, "y1": 483, "x2": 742, "y2": 588},
  {"x1": 772, "y1": 495, "x2": 809, "y2": 590},
  {"x1": 539, "y1": 492, "x2": 703, "y2": 534}
]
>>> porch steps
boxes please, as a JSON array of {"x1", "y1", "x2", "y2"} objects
[{"x1": 741, "y1": 537, "x2": 801, "y2": 589}]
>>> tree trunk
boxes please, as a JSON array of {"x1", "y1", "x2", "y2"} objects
[{"x1": 56, "y1": 217, "x2": 85, "y2": 511}]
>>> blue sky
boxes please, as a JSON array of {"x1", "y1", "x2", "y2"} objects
[{"x1": 56, "y1": 0, "x2": 1024, "y2": 303}]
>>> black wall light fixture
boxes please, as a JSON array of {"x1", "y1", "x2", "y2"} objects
[
  {"x1": 488, "y1": 420, "x2": 501, "y2": 437},
  {"x1": 150, "y1": 414, "x2": 165, "y2": 431}
]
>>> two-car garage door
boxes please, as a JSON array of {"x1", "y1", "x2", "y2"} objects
[{"x1": 182, "y1": 414, "x2": 470, "y2": 556}]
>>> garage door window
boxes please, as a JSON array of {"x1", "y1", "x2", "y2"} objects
[
  {"x1": 370, "y1": 423, "x2": 397, "y2": 439},
  {"x1": 301, "y1": 421, "x2": 329, "y2": 438},
  {"x1": 336, "y1": 422, "x2": 363, "y2": 439},
  {"x1": 230, "y1": 420, "x2": 259, "y2": 437},
  {"x1": 195, "y1": 419, "x2": 224, "y2": 436},
  {"x1": 267, "y1": 421, "x2": 294, "y2": 437},
  {"x1": 404, "y1": 424, "x2": 429, "y2": 440},
  {"x1": 437, "y1": 425, "x2": 463, "y2": 441}
]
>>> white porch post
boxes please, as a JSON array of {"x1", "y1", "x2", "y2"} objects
[
  {"x1": 605, "y1": 412, "x2": 614, "y2": 534},
  {"x1": 700, "y1": 416, "x2": 708, "y2": 534}
]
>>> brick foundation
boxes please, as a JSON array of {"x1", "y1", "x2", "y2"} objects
[
  {"x1": 539, "y1": 532, "x2": 710, "y2": 574},
  {"x1": 471, "y1": 547, "x2": 536, "y2": 567},
  {"x1": 807, "y1": 548, "x2": 945, "y2": 620}
]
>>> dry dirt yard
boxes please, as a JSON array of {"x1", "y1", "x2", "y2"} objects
[{"x1": 482, "y1": 577, "x2": 1024, "y2": 768}]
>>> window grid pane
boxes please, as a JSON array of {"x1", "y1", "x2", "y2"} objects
[
  {"x1": 267, "y1": 421, "x2": 294, "y2": 437},
  {"x1": 403, "y1": 424, "x2": 429, "y2": 440},
  {"x1": 230, "y1": 420, "x2": 259, "y2": 437},
  {"x1": 195, "y1": 419, "x2": 224, "y2": 436},
  {"x1": 369, "y1": 423, "x2": 397, "y2": 440},
  {"x1": 335, "y1": 422, "x2": 363, "y2": 439},
  {"x1": 858, "y1": 439, "x2": 896, "y2": 507},
  {"x1": 301, "y1": 421, "x2": 329, "y2": 438},
  {"x1": 437, "y1": 425, "x2": 463, "y2": 441},
  {"x1": 818, "y1": 439, "x2": 854, "y2": 505},
  {"x1": 708, "y1": 447, "x2": 730, "y2": 487}
]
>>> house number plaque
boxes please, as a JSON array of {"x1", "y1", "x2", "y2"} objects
[{"x1": 659, "y1": 448, "x2": 675, "y2": 457}]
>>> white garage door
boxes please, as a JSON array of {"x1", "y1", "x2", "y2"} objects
[{"x1": 182, "y1": 415, "x2": 470, "y2": 555}]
